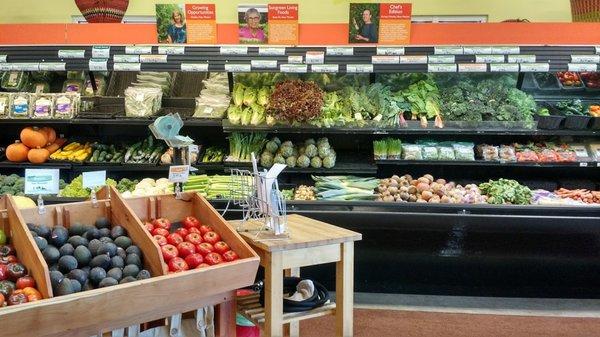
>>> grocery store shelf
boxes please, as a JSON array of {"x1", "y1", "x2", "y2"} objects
[
  {"x1": 0, "y1": 161, "x2": 71, "y2": 169},
  {"x1": 376, "y1": 160, "x2": 600, "y2": 169},
  {"x1": 0, "y1": 118, "x2": 222, "y2": 127},
  {"x1": 223, "y1": 160, "x2": 377, "y2": 175}
]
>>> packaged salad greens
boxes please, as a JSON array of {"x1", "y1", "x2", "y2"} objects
[
  {"x1": 0, "y1": 93, "x2": 10, "y2": 119},
  {"x1": 31, "y1": 93, "x2": 54, "y2": 119},
  {"x1": 10, "y1": 93, "x2": 31, "y2": 118},
  {"x1": 1, "y1": 71, "x2": 29, "y2": 91},
  {"x1": 437, "y1": 143, "x2": 456, "y2": 160},
  {"x1": 453, "y1": 142, "x2": 475, "y2": 161},
  {"x1": 401, "y1": 144, "x2": 422, "y2": 160},
  {"x1": 54, "y1": 93, "x2": 79, "y2": 119}
]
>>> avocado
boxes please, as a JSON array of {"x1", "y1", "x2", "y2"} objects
[
  {"x1": 114, "y1": 236, "x2": 132, "y2": 250},
  {"x1": 42, "y1": 246, "x2": 60, "y2": 264},
  {"x1": 110, "y1": 226, "x2": 126, "y2": 239},
  {"x1": 122, "y1": 264, "x2": 140, "y2": 278},
  {"x1": 119, "y1": 276, "x2": 137, "y2": 284},
  {"x1": 95, "y1": 217, "x2": 110, "y2": 229},
  {"x1": 34, "y1": 237, "x2": 48, "y2": 251},
  {"x1": 89, "y1": 267, "x2": 107, "y2": 285},
  {"x1": 98, "y1": 228, "x2": 111, "y2": 238},
  {"x1": 126, "y1": 254, "x2": 142, "y2": 268},
  {"x1": 67, "y1": 269, "x2": 88, "y2": 286},
  {"x1": 107, "y1": 268, "x2": 123, "y2": 281},
  {"x1": 88, "y1": 239, "x2": 102, "y2": 256},
  {"x1": 58, "y1": 255, "x2": 78, "y2": 273},
  {"x1": 35, "y1": 225, "x2": 51, "y2": 239},
  {"x1": 125, "y1": 245, "x2": 142, "y2": 257},
  {"x1": 97, "y1": 242, "x2": 117, "y2": 257},
  {"x1": 49, "y1": 270, "x2": 64, "y2": 289},
  {"x1": 50, "y1": 226, "x2": 69, "y2": 247},
  {"x1": 74, "y1": 246, "x2": 92, "y2": 267},
  {"x1": 110, "y1": 256, "x2": 125, "y2": 269},
  {"x1": 116, "y1": 247, "x2": 127, "y2": 259},
  {"x1": 67, "y1": 235, "x2": 89, "y2": 248},
  {"x1": 68, "y1": 223, "x2": 86, "y2": 236},
  {"x1": 58, "y1": 244, "x2": 75, "y2": 257},
  {"x1": 70, "y1": 279, "x2": 82, "y2": 293},
  {"x1": 137, "y1": 270, "x2": 151, "y2": 280},
  {"x1": 99, "y1": 237, "x2": 113, "y2": 244},
  {"x1": 55, "y1": 278, "x2": 74, "y2": 296},
  {"x1": 89, "y1": 254, "x2": 111, "y2": 270},
  {"x1": 81, "y1": 266, "x2": 90, "y2": 276},
  {"x1": 98, "y1": 277, "x2": 118, "y2": 288}
]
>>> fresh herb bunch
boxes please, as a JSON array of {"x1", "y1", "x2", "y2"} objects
[{"x1": 556, "y1": 99, "x2": 586, "y2": 116}]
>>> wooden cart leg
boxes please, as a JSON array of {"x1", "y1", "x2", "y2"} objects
[
  {"x1": 284, "y1": 267, "x2": 300, "y2": 337},
  {"x1": 215, "y1": 295, "x2": 236, "y2": 337},
  {"x1": 336, "y1": 242, "x2": 354, "y2": 337},
  {"x1": 265, "y1": 251, "x2": 284, "y2": 337}
]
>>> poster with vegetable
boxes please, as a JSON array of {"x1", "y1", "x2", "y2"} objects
[
  {"x1": 156, "y1": 4, "x2": 216, "y2": 44},
  {"x1": 349, "y1": 3, "x2": 412, "y2": 44}
]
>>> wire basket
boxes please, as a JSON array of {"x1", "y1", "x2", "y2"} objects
[{"x1": 571, "y1": 0, "x2": 600, "y2": 21}]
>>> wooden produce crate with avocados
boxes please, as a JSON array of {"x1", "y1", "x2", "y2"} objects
[{"x1": 0, "y1": 188, "x2": 259, "y2": 337}]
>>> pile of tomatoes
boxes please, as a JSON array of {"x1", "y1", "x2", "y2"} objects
[
  {"x1": 145, "y1": 216, "x2": 239, "y2": 273},
  {"x1": 0, "y1": 243, "x2": 43, "y2": 306},
  {"x1": 580, "y1": 72, "x2": 600, "y2": 89},
  {"x1": 556, "y1": 72, "x2": 583, "y2": 87}
]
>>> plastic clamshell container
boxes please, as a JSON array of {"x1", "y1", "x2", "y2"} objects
[
  {"x1": 564, "y1": 115, "x2": 592, "y2": 129},
  {"x1": 535, "y1": 114, "x2": 564, "y2": 130}
]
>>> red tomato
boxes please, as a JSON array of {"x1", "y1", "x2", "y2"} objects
[
  {"x1": 203, "y1": 231, "x2": 221, "y2": 245},
  {"x1": 168, "y1": 257, "x2": 189, "y2": 272},
  {"x1": 213, "y1": 241, "x2": 230, "y2": 255},
  {"x1": 204, "y1": 252, "x2": 223, "y2": 266},
  {"x1": 0, "y1": 265, "x2": 8, "y2": 281},
  {"x1": 184, "y1": 253, "x2": 204, "y2": 268},
  {"x1": 177, "y1": 242, "x2": 196, "y2": 258},
  {"x1": 175, "y1": 228, "x2": 189, "y2": 238},
  {"x1": 199, "y1": 225, "x2": 213, "y2": 235},
  {"x1": 185, "y1": 233, "x2": 203, "y2": 245},
  {"x1": 152, "y1": 218, "x2": 172, "y2": 231},
  {"x1": 22, "y1": 287, "x2": 42, "y2": 302},
  {"x1": 161, "y1": 244, "x2": 179, "y2": 262},
  {"x1": 223, "y1": 250, "x2": 239, "y2": 262},
  {"x1": 152, "y1": 228, "x2": 170, "y2": 237},
  {"x1": 188, "y1": 227, "x2": 201, "y2": 235},
  {"x1": 195, "y1": 263, "x2": 210, "y2": 269},
  {"x1": 182, "y1": 216, "x2": 201, "y2": 229},
  {"x1": 196, "y1": 243, "x2": 214, "y2": 256},
  {"x1": 16, "y1": 276, "x2": 36, "y2": 290},
  {"x1": 7, "y1": 292, "x2": 27, "y2": 306},
  {"x1": 144, "y1": 222, "x2": 154, "y2": 232},
  {"x1": 7, "y1": 263, "x2": 27, "y2": 281},
  {"x1": 153, "y1": 235, "x2": 168, "y2": 246},
  {"x1": 166, "y1": 233, "x2": 184, "y2": 246}
]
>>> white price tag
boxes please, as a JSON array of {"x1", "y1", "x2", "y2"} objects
[
  {"x1": 491, "y1": 46, "x2": 520, "y2": 54},
  {"x1": 305, "y1": 51, "x2": 324, "y2": 64},
  {"x1": 224, "y1": 63, "x2": 251, "y2": 72},
  {"x1": 181, "y1": 63, "x2": 209, "y2": 72},
  {"x1": 311, "y1": 64, "x2": 339, "y2": 73},
  {"x1": 346, "y1": 64, "x2": 373, "y2": 73},
  {"x1": 434, "y1": 46, "x2": 464, "y2": 55},
  {"x1": 220, "y1": 46, "x2": 248, "y2": 55},
  {"x1": 400, "y1": 55, "x2": 428, "y2": 64},
  {"x1": 571, "y1": 55, "x2": 600, "y2": 63},
  {"x1": 39, "y1": 62, "x2": 66, "y2": 71},
  {"x1": 287, "y1": 55, "x2": 303, "y2": 64},
  {"x1": 458, "y1": 63, "x2": 488, "y2": 72},
  {"x1": 168, "y1": 165, "x2": 190, "y2": 183},
  {"x1": 58, "y1": 49, "x2": 85, "y2": 59},
  {"x1": 251, "y1": 60, "x2": 278, "y2": 69},
  {"x1": 427, "y1": 64, "x2": 457, "y2": 73},
  {"x1": 519, "y1": 63, "x2": 550, "y2": 72},
  {"x1": 0, "y1": 63, "x2": 11, "y2": 71},
  {"x1": 568, "y1": 63, "x2": 598, "y2": 72},
  {"x1": 25, "y1": 169, "x2": 60, "y2": 195},
  {"x1": 89, "y1": 58, "x2": 108, "y2": 71},
  {"x1": 158, "y1": 46, "x2": 185, "y2": 55},
  {"x1": 490, "y1": 63, "x2": 519, "y2": 72},
  {"x1": 596, "y1": 46, "x2": 600, "y2": 54},
  {"x1": 508, "y1": 55, "x2": 536, "y2": 63},
  {"x1": 0, "y1": 55, "x2": 7, "y2": 63},
  {"x1": 12, "y1": 63, "x2": 39, "y2": 71},
  {"x1": 476, "y1": 55, "x2": 505, "y2": 63},
  {"x1": 428, "y1": 55, "x2": 455, "y2": 64},
  {"x1": 280, "y1": 64, "x2": 307, "y2": 73},
  {"x1": 140, "y1": 54, "x2": 168, "y2": 63},
  {"x1": 113, "y1": 54, "x2": 140, "y2": 63},
  {"x1": 113, "y1": 63, "x2": 141, "y2": 71},
  {"x1": 326, "y1": 47, "x2": 354, "y2": 56},
  {"x1": 372, "y1": 55, "x2": 399, "y2": 64},
  {"x1": 92, "y1": 46, "x2": 110, "y2": 58},
  {"x1": 376, "y1": 47, "x2": 405, "y2": 55},
  {"x1": 258, "y1": 47, "x2": 286, "y2": 55},
  {"x1": 82, "y1": 171, "x2": 107, "y2": 189},
  {"x1": 463, "y1": 46, "x2": 493, "y2": 55},
  {"x1": 579, "y1": 162, "x2": 588, "y2": 167},
  {"x1": 126, "y1": 46, "x2": 152, "y2": 54}
]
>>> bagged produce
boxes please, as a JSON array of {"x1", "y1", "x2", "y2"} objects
[
  {"x1": 478, "y1": 144, "x2": 499, "y2": 161},
  {"x1": 54, "y1": 93, "x2": 80, "y2": 119},
  {"x1": 1, "y1": 71, "x2": 29, "y2": 91},
  {"x1": 62, "y1": 79, "x2": 84, "y2": 94},
  {"x1": 0, "y1": 93, "x2": 10, "y2": 118},
  {"x1": 30, "y1": 81, "x2": 51, "y2": 93},
  {"x1": 10, "y1": 93, "x2": 31, "y2": 119},
  {"x1": 124, "y1": 87, "x2": 162, "y2": 117},
  {"x1": 499, "y1": 145, "x2": 517, "y2": 162},
  {"x1": 134, "y1": 72, "x2": 172, "y2": 96},
  {"x1": 84, "y1": 76, "x2": 107, "y2": 96},
  {"x1": 31, "y1": 93, "x2": 54, "y2": 119},
  {"x1": 421, "y1": 145, "x2": 439, "y2": 160},
  {"x1": 402, "y1": 144, "x2": 422, "y2": 160},
  {"x1": 437, "y1": 143, "x2": 455, "y2": 161},
  {"x1": 453, "y1": 142, "x2": 475, "y2": 161},
  {"x1": 194, "y1": 74, "x2": 231, "y2": 119}
]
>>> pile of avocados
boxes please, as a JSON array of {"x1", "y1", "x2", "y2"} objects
[{"x1": 29, "y1": 217, "x2": 151, "y2": 296}]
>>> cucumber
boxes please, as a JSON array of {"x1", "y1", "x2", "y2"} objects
[
  {"x1": 105, "y1": 153, "x2": 112, "y2": 160},
  {"x1": 90, "y1": 150, "x2": 100, "y2": 163},
  {"x1": 98, "y1": 151, "x2": 107, "y2": 162}
]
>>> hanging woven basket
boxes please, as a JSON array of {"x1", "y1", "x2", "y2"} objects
[
  {"x1": 571, "y1": 0, "x2": 600, "y2": 22},
  {"x1": 75, "y1": 0, "x2": 129, "y2": 23}
]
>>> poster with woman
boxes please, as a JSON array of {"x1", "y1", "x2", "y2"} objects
[
  {"x1": 238, "y1": 5, "x2": 269, "y2": 44},
  {"x1": 349, "y1": 3, "x2": 380, "y2": 43},
  {"x1": 156, "y1": 4, "x2": 187, "y2": 44}
]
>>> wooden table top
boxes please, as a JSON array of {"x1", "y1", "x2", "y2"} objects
[{"x1": 232, "y1": 214, "x2": 362, "y2": 252}]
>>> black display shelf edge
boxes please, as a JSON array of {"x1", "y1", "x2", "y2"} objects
[{"x1": 376, "y1": 160, "x2": 600, "y2": 169}]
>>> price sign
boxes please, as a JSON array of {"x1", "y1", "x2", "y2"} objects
[
  {"x1": 251, "y1": 60, "x2": 278, "y2": 69},
  {"x1": 58, "y1": 50, "x2": 85, "y2": 59},
  {"x1": 579, "y1": 162, "x2": 588, "y2": 167},
  {"x1": 305, "y1": 51, "x2": 325, "y2": 64},
  {"x1": 519, "y1": 63, "x2": 550, "y2": 72},
  {"x1": 400, "y1": 56, "x2": 428, "y2": 64},
  {"x1": 140, "y1": 55, "x2": 168, "y2": 63},
  {"x1": 169, "y1": 165, "x2": 190, "y2": 183},
  {"x1": 89, "y1": 59, "x2": 108, "y2": 71},
  {"x1": 508, "y1": 55, "x2": 536, "y2": 63},
  {"x1": 181, "y1": 63, "x2": 209, "y2": 72},
  {"x1": 434, "y1": 47, "x2": 464, "y2": 55},
  {"x1": 571, "y1": 55, "x2": 600, "y2": 63},
  {"x1": 125, "y1": 46, "x2": 152, "y2": 54},
  {"x1": 458, "y1": 63, "x2": 487, "y2": 72},
  {"x1": 82, "y1": 171, "x2": 107, "y2": 189},
  {"x1": 376, "y1": 47, "x2": 405, "y2": 56},
  {"x1": 0, "y1": 55, "x2": 6, "y2": 63},
  {"x1": 311, "y1": 64, "x2": 339, "y2": 73},
  {"x1": 427, "y1": 64, "x2": 457, "y2": 73},
  {"x1": 113, "y1": 63, "x2": 142, "y2": 71},
  {"x1": 372, "y1": 55, "x2": 399, "y2": 64},
  {"x1": 224, "y1": 63, "x2": 251, "y2": 72},
  {"x1": 346, "y1": 64, "x2": 373, "y2": 73},
  {"x1": 280, "y1": 64, "x2": 307, "y2": 73},
  {"x1": 259, "y1": 47, "x2": 286, "y2": 55},
  {"x1": 0, "y1": 63, "x2": 12, "y2": 71},
  {"x1": 490, "y1": 63, "x2": 519, "y2": 72},
  {"x1": 596, "y1": 46, "x2": 600, "y2": 54},
  {"x1": 476, "y1": 55, "x2": 505, "y2": 63},
  {"x1": 220, "y1": 46, "x2": 248, "y2": 55},
  {"x1": 158, "y1": 46, "x2": 186, "y2": 55},
  {"x1": 568, "y1": 63, "x2": 598, "y2": 72},
  {"x1": 39, "y1": 62, "x2": 66, "y2": 71},
  {"x1": 25, "y1": 169, "x2": 60, "y2": 195},
  {"x1": 463, "y1": 46, "x2": 492, "y2": 55},
  {"x1": 326, "y1": 47, "x2": 354, "y2": 56},
  {"x1": 113, "y1": 55, "x2": 140, "y2": 63},
  {"x1": 428, "y1": 55, "x2": 455, "y2": 64},
  {"x1": 491, "y1": 46, "x2": 520, "y2": 54},
  {"x1": 12, "y1": 63, "x2": 39, "y2": 71},
  {"x1": 287, "y1": 55, "x2": 303, "y2": 64},
  {"x1": 92, "y1": 46, "x2": 111, "y2": 58}
]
